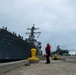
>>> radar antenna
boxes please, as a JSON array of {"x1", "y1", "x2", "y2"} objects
[{"x1": 25, "y1": 24, "x2": 41, "y2": 40}]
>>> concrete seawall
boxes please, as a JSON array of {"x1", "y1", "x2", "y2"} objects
[
  {"x1": 60, "y1": 56, "x2": 76, "y2": 62},
  {"x1": 0, "y1": 59, "x2": 29, "y2": 74}
]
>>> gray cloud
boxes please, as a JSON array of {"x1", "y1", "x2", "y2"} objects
[{"x1": 0, "y1": 0, "x2": 76, "y2": 54}]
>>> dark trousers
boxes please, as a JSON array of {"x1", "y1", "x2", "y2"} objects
[{"x1": 46, "y1": 55, "x2": 50, "y2": 63}]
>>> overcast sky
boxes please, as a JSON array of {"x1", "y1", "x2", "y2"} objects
[{"x1": 0, "y1": 0, "x2": 76, "y2": 54}]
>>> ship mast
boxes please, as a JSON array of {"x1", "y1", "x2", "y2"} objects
[{"x1": 25, "y1": 24, "x2": 41, "y2": 41}]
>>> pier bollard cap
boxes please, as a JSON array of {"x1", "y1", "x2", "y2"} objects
[{"x1": 31, "y1": 48, "x2": 36, "y2": 50}]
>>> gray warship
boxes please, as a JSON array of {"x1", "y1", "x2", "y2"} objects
[
  {"x1": 51, "y1": 45, "x2": 69, "y2": 56},
  {"x1": 0, "y1": 24, "x2": 42, "y2": 62}
]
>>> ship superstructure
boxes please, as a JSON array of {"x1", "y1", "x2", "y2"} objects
[{"x1": 25, "y1": 24, "x2": 42, "y2": 55}]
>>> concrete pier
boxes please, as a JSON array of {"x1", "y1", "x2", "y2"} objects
[
  {"x1": 0, "y1": 59, "x2": 29, "y2": 74},
  {"x1": 0, "y1": 58, "x2": 76, "y2": 75}
]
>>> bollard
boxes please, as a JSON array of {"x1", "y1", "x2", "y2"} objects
[{"x1": 28, "y1": 48, "x2": 39, "y2": 63}]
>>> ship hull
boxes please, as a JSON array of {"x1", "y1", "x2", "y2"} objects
[{"x1": 0, "y1": 29, "x2": 41, "y2": 62}]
